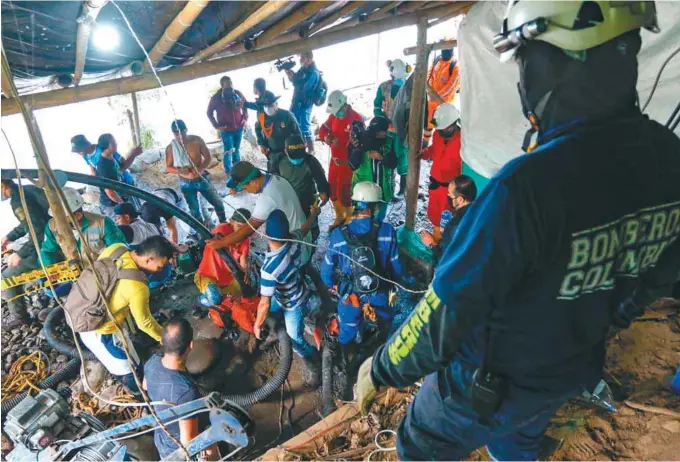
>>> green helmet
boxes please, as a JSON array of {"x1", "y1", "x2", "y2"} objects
[{"x1": 494, "y1": 1, "x2": 659, "y2": 61}]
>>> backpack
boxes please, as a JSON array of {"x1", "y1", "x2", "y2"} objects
[
  {"x1": 64, "y1": 246, "x2": 148, "y2": 333},
  {"x1": 312, "y1": 73, "x2": 328, "y2": 107},
  {"x1": 340, "y1": 222, "x2": 382, "y2": 294}
]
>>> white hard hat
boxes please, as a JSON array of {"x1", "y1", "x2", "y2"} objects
[
  {"x1": 389, "y1": 59, "x2": 408, "y2": 80},
  {"x1": 495, "y1": 1, "x2": 658, "y2": 62},
  {"x1": 432, "y1": 103, "x2": 460, "y2": 129},
  {"x1": 49, "y1": 187, "x2": 84, "y2": 216},
  {"x1": 326, "y1": 89, "x2": 347, "y2": 115},
  {"x1": 351, "y1": 181, "x2": 383, "y2": 203}
]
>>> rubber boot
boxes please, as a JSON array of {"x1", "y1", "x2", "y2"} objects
[
  {"x1": 329, "y1": 200, "x2": 346, "y2": 232},
  {"x1": 394, "y1": 175, "x2": 407, "y2": 201},
  {"x1": 302, "y1": 352, "x2": 322, "y2": 389},
  {"x1": 305, "y1": 136, "x2": 316, "y2": 155}
]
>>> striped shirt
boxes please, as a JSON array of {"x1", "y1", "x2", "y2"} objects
[{"x1": 260, "y1": 230, "x2": 309, "y2": 310}]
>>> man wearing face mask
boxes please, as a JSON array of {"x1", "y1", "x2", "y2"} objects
[
  {"x1": 319, "y1": 90, "x2": 365, "y2": 231},
  {"x1": 1, "y1": 180, "x2": 51, "y2": 328},
  {"x1": 424, "y1": 47, "x2": 460, "y2": 146},
  {"x1": 356, "y1": 2, "x2": 679, "y2": 461},
  {"x1": 255, "y1": 91, "x2": 302, "y2": 174},
  {"x1": 41, "y1": 188, "x2": 126, "y2": 267},
  {"x1": 206, "y1": 76, "x2": 248, "y2": 175},
  {"x1": 374, "y1": 59, "x2": 412, "y2": 201},
  {"x1": 278, "y1": 134, "x2": 330, "y2": 243},
  {"x1": 421, "y1": 103, "x2": 463, "y2": 242},
  {"x1": 285, "y1": 51, "x2": 321, "y2": 154},
  {"x1": 349, "y1": 116, "x2": 397, "y2": 222}
]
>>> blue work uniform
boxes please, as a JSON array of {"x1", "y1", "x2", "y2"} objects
[
  {"x1": 321, "y1": 217, "x2": 404, "y2": 345},
  {"x1": 290, "y1": 63, "x2": 320, "y2": 140},
  {"x1": 370, "y1": 112, "x2": 680, "y2": 460}
]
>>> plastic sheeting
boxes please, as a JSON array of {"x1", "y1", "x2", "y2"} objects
[{"x1": 458, "y1": 1, "x2": 680, "y2": 180}]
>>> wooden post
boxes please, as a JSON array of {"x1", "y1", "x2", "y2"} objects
[
  {"x1": 127, "y1": 109, "x2": 138, "y2": 146},
  {"x1": 131, "y1": 91, "x2": 141, "y2": 146},
  {"x1": 1, "y1": 47, "x2": 79, "y2": 261},
  {"x1": 405, "y1": 17, "x2": 428, "y2": 230}
]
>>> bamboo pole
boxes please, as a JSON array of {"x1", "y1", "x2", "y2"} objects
[
  {"x1": 403, "y1": 38, "x2": 458, "y2": 56},
  {"x1": 144, "y1": 0, "x2": 210, "y2": 71},
  {"x1": 405, "y1": 17, "x2": 428, "y2": 230},
  {"x1": 1, "y1": 3, "x2": 464, "y2": 116},
  {"x1": 427, "y1": 2, "x2": 473, "y2": 28},
  {"x1": 0, "y1": 47, "x2": 79, "y2": 261},
  {"x1": 307, "y1": 1, "x2": 366, "y2": 36},
  {"x1": 73, "y1": 0, "x2": 108, "y2": 85},
  {"x1": 131, "y1": 91, "x2": 141, "y2": 145},
  {"x1": 252, "y1": 1, "x2": 327, "y2": 48},
  {"x1": 1, "y1": 64, "x2": 13, "y2": 97},
  {"x1": 126, "y1": 108, "x2": 138, "y2": 146},
  {"x1": 186, "y1": 0, "x2": 290, "y2": 65}
]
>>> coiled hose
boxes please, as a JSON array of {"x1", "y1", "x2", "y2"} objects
[
  {"x1": 1, "y1": 358, "x2": 81, "y2": 415},
  {"x1": 222, "y1": 324, "x2": 293, "y2": 408},
  {"x1": 322, "y1": 344, "x2": 336, "y2": 416},
  {"x1": 43, "y1": 306, "x2": 97, "y2": 361}
]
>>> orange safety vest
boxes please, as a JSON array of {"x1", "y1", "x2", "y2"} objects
[{"x1": 427, "y1": 57, "x2": 460, "y2": 103}]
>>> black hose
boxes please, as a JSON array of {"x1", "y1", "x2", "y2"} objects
[
  {"x1": 1, "y1": 358, "x2": 81, "y2": 415},
  {"x1": 321, "y1": 344, "x2": 336, "y2": 416},
  {"x1": 43, "y1": 306, "x2": 97, "y2": 361},
  {"x1": 222, "y1": 324, "x2": 293, "y2": 408},
  {"x1": 0, "y1": 168, "x2": 255, "y2": 296}
]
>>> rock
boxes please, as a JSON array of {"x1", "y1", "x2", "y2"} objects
[
  {"x1": 662, "y1": 420, "x2": 680, "y2": 433},
  {"x1": 21, "y1": 361, "x2": 36, "y2": 371},
  {"x1": 56, "y1": 355, "x2": 68, "y2": 363},
  {"x1": 186, "y1": 339, "x2": 219, "y2": 375},
  {"x1": 31, "y1": 326, "x2": 40, "y2": 334},
  {"x1": 83, "y1": 360, "x2": 108, "y2": 392},
  {"x1": 10, "y1": 333, "x2": 21, "y2": 343},
  {"x1": 122, "y1": 433, "x2": 158, "y2": 461},
  {"x1": 11, "y1": 328, "x2": 20, "y2": 335}
]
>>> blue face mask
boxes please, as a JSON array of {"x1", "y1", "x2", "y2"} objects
[
  {"x1": 394, "y1": 78, "x2": 405, "y2": 86},
  {"x1": 289, "y1": 157, "x2": 305, "y2": 166},
  {"x1": 335, "y1": 110, "x2": 346, "y2": 118}
]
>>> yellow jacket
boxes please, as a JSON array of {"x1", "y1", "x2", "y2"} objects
[
  {"x1": 94, "y1": 244, "x2": 163, "y2": 342},
  {"x1": 427, "y1": 57, "x2": 460, "y2": 103}
]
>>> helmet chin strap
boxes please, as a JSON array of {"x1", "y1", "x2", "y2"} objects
[{"x1": 518, "y1": 81, "x2": 553, "y2": 152}]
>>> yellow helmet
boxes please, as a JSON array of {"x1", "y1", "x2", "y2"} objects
[{"x1": 494, "y1": 1, "x2": 659, "y2": 61}]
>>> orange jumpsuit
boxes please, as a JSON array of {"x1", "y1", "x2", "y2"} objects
[{"x1": 425, "y1": 57, "x2": 460, "y2": 143}]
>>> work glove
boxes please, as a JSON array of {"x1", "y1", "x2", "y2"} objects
[{"x1": 354, "y1": 356, "x2": 381, "y2": 415}]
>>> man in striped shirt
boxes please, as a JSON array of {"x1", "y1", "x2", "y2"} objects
[{"x1": 254, "y1": 207, "x2": 322, "y2": 387}]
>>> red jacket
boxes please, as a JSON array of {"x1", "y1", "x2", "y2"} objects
[
  {"x1": 207, "y1": 89, "x2": 248, "y2": 132},
  {"x1": 319, "y1": 107, "x2": 364, "y2": 162},
  {"x1": 422, "y1": 130, "x2": 462, "y2": 184}
]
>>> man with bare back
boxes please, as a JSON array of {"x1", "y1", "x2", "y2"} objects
[{"x1": 166, "y1": 119, "x2": 226, "y2": 227}]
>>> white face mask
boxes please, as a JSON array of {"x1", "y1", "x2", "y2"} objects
[{"x1": 264, "y1": 106, "x2": 277, "y2": 116}]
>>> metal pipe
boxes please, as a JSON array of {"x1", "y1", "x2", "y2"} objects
[{"x1": 73, "y1": 0, "x2": 108, "y2": 85}]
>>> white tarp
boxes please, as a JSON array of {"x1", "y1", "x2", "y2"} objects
[{"x1": 458, "y1": 1, "x2": 680, "y2": 179}]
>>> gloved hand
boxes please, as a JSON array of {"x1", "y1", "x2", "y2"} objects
[{"x1": 354, "y1": 356, "x2": 381, "y2": 414}]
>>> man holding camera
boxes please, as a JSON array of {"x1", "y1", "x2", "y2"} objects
[
  {"x1": 285, "y1": 51, "x2": 321, "y2": 154},
  {"x1": 255, "y1": 91, "x2": 302, "y2": 174}
]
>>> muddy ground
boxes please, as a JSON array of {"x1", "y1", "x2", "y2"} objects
[{"x1": 2, "y1": 137, "x2": 679, "y2": 460}]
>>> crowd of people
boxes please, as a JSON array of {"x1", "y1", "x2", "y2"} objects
[{"x1": 4, "y1": 2, "x2": 676, "y2": 459}]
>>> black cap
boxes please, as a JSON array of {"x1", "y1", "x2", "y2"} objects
[
  {"x1": 231, "y1": 208, "x2": 251, "y2": 223},
  {"x1": 71, "y1": 135, "x2": 92, "y2": 153},
  {"x1": 171, "y1": 119, "x2": 187, "y2": 133},
  {"x1": 285, "y1": 134, "x2": 307, "y2": 159},
  {"x1": 113, "y1": 202, "x2": 140, "y2": 218},
  {"x1": 368, "y1": 116, "x2": 390, "y2": 134},
  {"x1": 261, "y1": 91, "x2": 280, "y2": 105}
]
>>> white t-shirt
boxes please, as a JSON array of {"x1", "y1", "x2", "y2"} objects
[{"x1": 252, "y1": 175, "x2": 312, "y2": 264}]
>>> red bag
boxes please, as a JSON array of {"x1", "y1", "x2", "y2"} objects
[{"x1": 209, "y1": 296, "x2": 260, "y2": 334}]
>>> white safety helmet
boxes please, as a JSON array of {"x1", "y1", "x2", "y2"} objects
[
  {"x1": 49, "y1": 187, "x2": 84, "y2": 216},
  {"x1": 432, "y1": 103, "x2": 460, "y2": 129},
  {"x1": 326, "y1": 89, "x2": 347, "y2": 115},
  {"x1": 494, "y1": 1, "x2": 659, "y2": 62},
  {"x1": 389, "y1": 59, "x2": 409, "y2": 80},
  {"x1": 351, "y1": 181, "x2": 383, "y2": 203}
]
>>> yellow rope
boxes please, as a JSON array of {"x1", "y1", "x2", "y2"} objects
[
  {"x1": 1, "y1": 351, "x2": 49, "y2": 401},
  {"x1": 73, "y1": 389, "x2": 143, "y2": 425}
]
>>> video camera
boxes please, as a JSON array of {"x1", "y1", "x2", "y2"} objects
[{"x1": 274, "y1": 56, "x2": 296, "y2": 72}]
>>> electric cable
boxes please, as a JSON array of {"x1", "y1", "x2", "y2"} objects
[
  {"x1": 641, "y1": 44, "x2": 680, "y2": 113},
  {"x1": 366, "y1": 429, "x2": 397, "y2": 461}
]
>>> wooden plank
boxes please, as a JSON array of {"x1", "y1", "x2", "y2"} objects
[
  {"x1": 252, "y1": 1, "x2": 328, "y2": 48},
  {"x1": 2, "y1": 4, "x2": 460, "y2": 116},
  {"x1": 131, "y1": 91, "x2": 141, "y2": 145},
  {"x1": 405, "y1": 17, "x2": 428, "y2": 230},
  {"x1": 403, "y1": 38, "x2": 458, "y2": 56},
  {"x1": 308, "y1": 1, "x2": 366, "y2": 36}
]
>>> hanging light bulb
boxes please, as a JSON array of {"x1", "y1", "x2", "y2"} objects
[{"x1": 93, "y1": 24, "x2": 119, "y2": 51}]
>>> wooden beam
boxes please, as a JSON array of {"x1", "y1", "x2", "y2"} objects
[
  {"x1": 144, "y1": 0, "x2": 210, "y2": 71},
  {"x1": 1, "y1": 4, "x2": 459, "y2": 116},
  {"x1": 131, "y1": 91, "x2": 141, "y2": 145},
  {"x1": 73, "y1": 0, "x2": 108, "y2": 85},
  {"x1": 403, "y1": 38, "x2": 458, "y2": 56},
  {"x1": 427, "y1": 2, "x2": 473, "y2": 28},
  {"x1": 405, "y1": 16, "x2": 428, "y2": 230},
  {"x1": 252, "y1": 1, "x2": 327, "y2": 48},
  {"x1": 186, "y1": 0, "x2": 289, "y2": 65},
  {"x1": 307, "y1": 1, "x2": 366, "y2": 36}
]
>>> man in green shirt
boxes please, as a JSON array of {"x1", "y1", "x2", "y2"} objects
[
  {"x1": 1, "y1": 180, "x2": 51, "y2": 327},
  {"x1": 255, "y1": 91, "x2": 302, "y2": 174},
  {"x1": 40, "y1": 188, "x2": 126, "y2": 267}
]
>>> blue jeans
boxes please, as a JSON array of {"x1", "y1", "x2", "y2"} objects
[
  {"x1": 397, "y1": 359, "x2": 578, "y2": 461},
  {"x1": 337, "y1": 291, "x2": 391, "y2": 345},
  {"x1": 220, "y1": 127, "x2": 243, "y2": 174},
  {"x1": 291, "y1": 103, "x2": 313, "y2": 139},
  {"x1": 271, "y1": 298, "x2": 316, "y2": 358},
  {"x1": 179, "y1": 176, "x2": 226, "y2": 225}
]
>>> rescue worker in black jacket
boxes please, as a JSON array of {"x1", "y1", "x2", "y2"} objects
[
  {"x1": 356, "y1": 2, "x2": 680, "y2": 460},
  {"x1": 1, "y1": 180, "x2": 51, "y2": 328}
]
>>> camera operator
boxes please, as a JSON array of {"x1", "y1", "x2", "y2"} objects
[
  {"x1": 285, "y1": 51, "x2": 320, "y2": 154},
  {"x1": 348, "y1": 116, "x2": 397, "y2": 222},
  {"x1": 255, "y1": 91, "x2": 302, "y2": 174}
]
